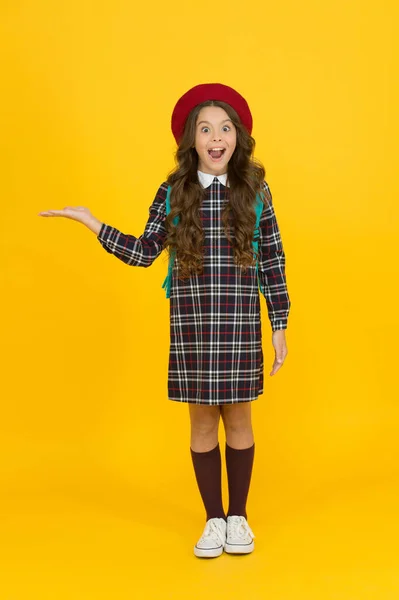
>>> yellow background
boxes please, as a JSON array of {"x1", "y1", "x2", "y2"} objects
[{"x1": 1, "y1": 0, "x2": 398, "y2": 597}]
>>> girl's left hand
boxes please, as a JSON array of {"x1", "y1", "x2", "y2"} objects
[{"x1": 270, "y1": 329, "x2": 288, "y2": 376}]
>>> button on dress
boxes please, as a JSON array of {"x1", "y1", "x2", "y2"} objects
[{"x1": 97, "y1": 173, "x2": 290, "y2": 405}]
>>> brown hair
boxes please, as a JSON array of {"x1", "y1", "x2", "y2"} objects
[{"x1": 164, "y1": 100, "x2": 272, "y2": 279}]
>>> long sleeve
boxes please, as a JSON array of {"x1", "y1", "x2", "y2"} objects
[
  {"x1": 258, "y1": 181, "x2": 291, "y2": 331},
  {"x1": 97, "y1": 182, "x2": 168, "y2": 267}
]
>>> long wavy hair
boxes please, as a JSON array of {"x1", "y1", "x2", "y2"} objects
[{"x1": 164, "y1": 100, "x2": 272, "y2": 279}]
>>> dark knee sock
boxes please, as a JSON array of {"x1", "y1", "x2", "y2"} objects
[
  {"x1": 225, "y1": 442, "x2": 255, "y2": 519},
  {"x1": 190, "y1": 443, "x2": 226, "y2": 522}
]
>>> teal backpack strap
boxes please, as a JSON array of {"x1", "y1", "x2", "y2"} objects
[
  {"x1": 161, "y1": 185, "x2": 179, "y2": 298},
  {"x1": 253, "y1": 192, "x2": 265, "y2": 295}
]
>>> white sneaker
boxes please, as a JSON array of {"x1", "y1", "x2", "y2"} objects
[
  {"x1": 224, "y1": 515, "x2": 255, "y2": 554},
  {"x1": 194, "y1": 517, "x2": 227, "y2": 558}
]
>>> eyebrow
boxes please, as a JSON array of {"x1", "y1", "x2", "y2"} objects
[{"x1": 197, "y1": 119, "x2": 233, "y2": 126}]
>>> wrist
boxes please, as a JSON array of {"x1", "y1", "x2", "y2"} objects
[{"x1": 85, "y1": 216, "x2": 103, "y2": 236}]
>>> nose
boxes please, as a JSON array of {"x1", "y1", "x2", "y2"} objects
[{"x1": 212, "y1": 133, "x2": 222, "y2": 141}]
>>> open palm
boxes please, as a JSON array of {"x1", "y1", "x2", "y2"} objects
[{"x1": 38, "y1": 206, "x2": 94, "y2": 224}]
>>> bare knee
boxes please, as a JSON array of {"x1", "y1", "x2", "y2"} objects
[
  {"x1": 221, "y1": 404, "x2": 254, "y2": 448},
  {"x1": 189, "y1": 405, "x2": 221, "y2": 452}
]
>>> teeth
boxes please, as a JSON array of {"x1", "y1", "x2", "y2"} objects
[{"x1": 208, "y1": 148, "x2": 225, "y2": 152}]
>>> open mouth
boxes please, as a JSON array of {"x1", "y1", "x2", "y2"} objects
[{"x1": 208, "y1": 148, "x2": 226, "y2": 161}]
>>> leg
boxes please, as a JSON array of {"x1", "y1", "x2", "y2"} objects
[
  {"x1": 189, "y1": 404, "x2": 221, "y2": 452},
  {"x1": 221, "y1": 402, "x2": 254, "y2": 449},
  {"x1": 189, "y1": 405, "x2": 226, "y2": 521},
  {"x1": 221, "y1": 403, "x2": 255, "y2": 519}
]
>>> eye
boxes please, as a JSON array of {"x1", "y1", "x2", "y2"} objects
[{"x1": 200, "y1": 125, "x2": 230, "y2": 133}]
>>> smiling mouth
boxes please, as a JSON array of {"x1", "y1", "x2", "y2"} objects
[{"x1": 208, "y1": 148, "x2": 226, "y2": 160}]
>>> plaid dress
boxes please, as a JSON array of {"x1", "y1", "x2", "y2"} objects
[{"x1": 97, "y1": 175, "x2": 290, "y2": 405}]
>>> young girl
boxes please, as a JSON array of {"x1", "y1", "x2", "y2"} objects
[{"x1": 38, "y1": 83, "x2": 291, "y2": 559}]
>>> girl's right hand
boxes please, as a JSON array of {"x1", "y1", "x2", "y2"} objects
[{"x1": 38, "y1": 206, "x2": 94, "y2": 225}]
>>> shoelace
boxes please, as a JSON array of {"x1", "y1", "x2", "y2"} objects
[
  {"x1": 199, "y1": 519, "x2": 226, "y2": 544},
  {"x1": 227, "y1": 516, "x2": 256, "y2": 539}
]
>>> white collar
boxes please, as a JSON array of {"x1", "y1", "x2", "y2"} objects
[{"x1": 197, "y1": 170, "x2": 229, "y2": 188}]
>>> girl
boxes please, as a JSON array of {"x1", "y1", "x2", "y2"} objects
[{"x1": 38, "y1": 83, "x2": 291, "y2": 559}]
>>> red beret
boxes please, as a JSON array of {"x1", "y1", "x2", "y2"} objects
[{"x1": 171, "y1": 83, "x2": 253, "y2": 144}]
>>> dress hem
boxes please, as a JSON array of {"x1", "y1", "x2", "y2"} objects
[{"x1": 167, "y1": 390, "x2": 263, "y2": 405}]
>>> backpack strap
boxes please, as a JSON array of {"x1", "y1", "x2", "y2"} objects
[
  {"x1": 161, "y1": 185, "x2": 177, "y2": 298},
  {"x1": 253, "y1": 192, "x2": 265, "y2": 295},
  {"x1": 162, "y1": 185, "x2": 265, "y2": 298}
]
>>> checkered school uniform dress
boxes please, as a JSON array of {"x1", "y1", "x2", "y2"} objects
[{"x1": 97, "y1": 170, "x2": 291, "y2": 405}]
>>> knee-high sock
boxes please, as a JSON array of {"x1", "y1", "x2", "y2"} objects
[
  {"x1": 225, "y1": 442, "x2": 255, "y2": 519},
  {"x1": 190, "y1": 443, "x2": 226, "y2": 522}
]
